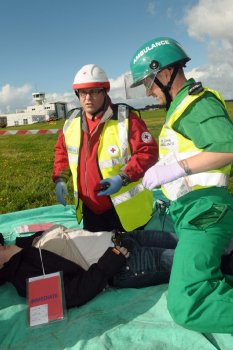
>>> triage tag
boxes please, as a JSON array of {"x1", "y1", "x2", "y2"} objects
[{"x1": 27, "y1": 272, "x2": 65, "y2": 327}]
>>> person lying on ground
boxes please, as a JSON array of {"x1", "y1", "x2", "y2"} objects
[
  {"x1": 0, "y1": 228, "x2": 233, "y2": 309},
  {"x1": 0, "y1": 231, "x2": 127, "y2": 308},
  {"x1": 0, "y1": 226, "x2": 177, "y2": 308},
  {"x1": 0, "y1": 226, "x2": 177, "y2": 292}
]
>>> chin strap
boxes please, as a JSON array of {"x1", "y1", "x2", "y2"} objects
[{"x1": 153, "y1": 66, "x2": 179, "y2": 110}]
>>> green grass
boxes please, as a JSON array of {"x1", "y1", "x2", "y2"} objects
[
  {"x1": 0, "y1": 103, "x2": 233, "y2": 214},
  {"x1": 0, "y1": 134, "x2": 60, "y2": 214}
]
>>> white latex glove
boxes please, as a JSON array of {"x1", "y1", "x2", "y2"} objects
[{"x1": 142, "y1": 162, "x2": 186, "y2": 190}]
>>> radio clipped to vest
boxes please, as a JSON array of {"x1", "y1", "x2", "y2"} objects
[{"x1": 188, "y1": 82, "x2": 204, "y2": 95}]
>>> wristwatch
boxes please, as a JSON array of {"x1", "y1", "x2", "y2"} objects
[{"x1": 119, "y1": 173, "x2": 130, "y2": 186}]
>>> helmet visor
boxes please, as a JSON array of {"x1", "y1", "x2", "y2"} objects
[
  {"x1": 124, "y1": 73, "x2": 148, "y2": 99},
  {"x1": 142, "y1": 73, "x2": 157, "y2": 90},
  {"x1": 130, "y1": 66, "x2": 159, "y2": 88},
  {"x1": 124, "y1": 72, "x2": 158, "y2": 99}
]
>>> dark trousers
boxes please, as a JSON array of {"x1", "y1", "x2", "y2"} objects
[
  {"x1": 111, "y1": 230, "x2": 233, "y2": 289},
  {"x1": 111, "y1": 230, "x2": 178, "y2": 288},
  {"x1": 82, "y1": 204, "x2": 125, "y2": 232}
]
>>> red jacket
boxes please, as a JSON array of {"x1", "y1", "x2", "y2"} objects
[{"x1": 53, "y1": 103, "x2": 158, "y2": 214}]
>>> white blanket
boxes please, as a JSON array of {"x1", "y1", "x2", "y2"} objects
[{"x1": 33, "y1": 225, "x2": 114, "y2": 270}]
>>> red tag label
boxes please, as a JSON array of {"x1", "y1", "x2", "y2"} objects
[{"x1": 28, "y1": 272, "x2": 65, "y2": 327}]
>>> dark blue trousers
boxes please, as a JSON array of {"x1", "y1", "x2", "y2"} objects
[{"x1": 111, "y1": 230, "x2": 177, "y2": 288}]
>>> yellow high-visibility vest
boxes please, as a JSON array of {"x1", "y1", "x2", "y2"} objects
[
  {"x1": 63, "y1": 104, "x2": 153, "y2": 230},
  {"x1": 159, "y1": 88, "x2": 231, "y2": 200}
]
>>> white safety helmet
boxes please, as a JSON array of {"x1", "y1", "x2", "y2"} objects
[{"x1": 72, "y1": 64, "x2": 110, "y2": 91}]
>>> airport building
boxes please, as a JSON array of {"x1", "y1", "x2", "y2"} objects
[{"x1": 0, "y1": 92, "x2": 68, "y2": 127}]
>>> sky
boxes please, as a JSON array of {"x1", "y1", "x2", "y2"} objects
[{"x1": 0, "y1": 0, "x2": 233, "y2": 113}]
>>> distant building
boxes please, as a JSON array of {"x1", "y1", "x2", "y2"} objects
[{"x1": 0, "y1": 92, "x2": 68, "y2": 127}]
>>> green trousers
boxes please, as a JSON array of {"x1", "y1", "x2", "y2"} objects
[{"x1": 167, "y1": 187, "x2": 233, "y2": 333}]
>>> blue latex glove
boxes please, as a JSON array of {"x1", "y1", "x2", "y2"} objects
[
  {"x1": 97, "y1": 175, "x2": 123, "y2": 196},
  {"x1": 55, "y1": 181, "x2": 68, "y2": 206}
]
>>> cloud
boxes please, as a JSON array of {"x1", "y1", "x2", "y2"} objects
[
  {"x1": 3, "y1": 0, "x2": 233, "y2": 120},
  {"x1": 1, "y1": 1, "x2": 233, "y2": 116},
  {"x1": 182, "y1": 0, "x2": 233, "y2": 98},
  {"x1": 109, "y1": 73, "x2": 155, "y2": 108},
  {"x1": 45, "y1": 91, "x2": 79, "y2": 111},
  {"x1": 0, "y1": 86, "x2": 81, "y2": 115},
  {"x1": 109, "y1": 74, "x2": 127, "y2": 100},
  {"x1": 146, "y1": 2, "x2": 156, "y2": 16},
  {"x1": 0, "y1": 84, "x2": 32, "y2": 114},
  {"x1": 0, "y1": 75, "x2": 155, "y2": 116},
  {"x1": 183, "y1": 0, "x2": 233, "y2": 43}
]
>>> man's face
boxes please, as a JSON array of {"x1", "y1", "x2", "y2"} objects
[
  {"x1": 143, "y1": 69, "x2": 170, "y2": 106},
  {"x1": 78, "y1": 88, "x2": 106, "y2": 115}
]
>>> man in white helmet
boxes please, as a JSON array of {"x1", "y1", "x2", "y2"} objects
[{"x1": 53, "y1": 64, "x2": 158, "y2": 232}]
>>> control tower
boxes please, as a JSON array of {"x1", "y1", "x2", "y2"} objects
[{"x1": 32, "y1": 92, "x2": 46, "y2": 105}]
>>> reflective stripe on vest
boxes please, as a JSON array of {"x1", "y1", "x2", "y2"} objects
[
  {"x1": 111, "y1": 183, "x2": 145, "y2": 206},
  {"x1": 159, "y1": 88, "x2": 231, "y2": 200},
  {"x1": 98, "y1": 104, "x2": 152, "y2": 231},
  {"x1": 63, "y1": 111, "x2": 82, "y2": 196},
  {"x1": 63, "y1": 104, "x2": 153, "y2": 230},
  {"x1": 99, "y1": 156, "x2": 131, "y2": 170},
  {"x1": 118, "y1": 104, "x2": 130, "y2": 164},
  {"x1": 63, "y1": 110, "x2": 82, "y2": 222}
]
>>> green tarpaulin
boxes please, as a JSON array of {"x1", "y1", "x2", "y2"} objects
[{"x1": 0, "y1": 204, "x2": 232, "y2": 349}]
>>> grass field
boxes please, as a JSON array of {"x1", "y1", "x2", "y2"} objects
[{"x1": 0, "y1": 102, "x2": 233, "y2": 214}]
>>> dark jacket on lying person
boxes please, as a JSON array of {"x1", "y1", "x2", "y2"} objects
[
  {"x1": 0, "y1": 245, "x2": 125, "y2": 308},
  {"x1": 1, "y1": 230, "x2": 233, "y2": 309}
]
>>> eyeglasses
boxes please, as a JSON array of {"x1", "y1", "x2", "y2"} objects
[{"x1": 77, "y1": 89, "x2": 104, "y2": 98}]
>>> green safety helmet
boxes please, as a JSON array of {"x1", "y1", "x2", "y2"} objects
[{"x1": 130, "y1": 37, "x2": 191, "y2": 88}]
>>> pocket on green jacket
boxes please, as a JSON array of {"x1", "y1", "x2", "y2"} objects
[{"x1": 188, "y1": 199, "x2": 229, "y2": 230}]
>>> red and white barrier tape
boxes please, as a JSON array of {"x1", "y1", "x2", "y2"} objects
[{"x1": 0, "y1": 129, "x2": 61, "y2": 136}]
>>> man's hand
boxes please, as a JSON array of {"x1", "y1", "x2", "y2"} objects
[
  {"x1": 142, "y1": 162, "x2": 186, "y2": 190},
  {"x1": 55, "y1": 181, "x2": 68, "y2": 206},
  {"x1": 97, "y1": 175, "x2": 123, "y2": 196},
  {"x1": 113, "y1": 245, "x2": 130, "y2": 258}
]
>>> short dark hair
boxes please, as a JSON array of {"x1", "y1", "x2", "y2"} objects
[{"x1": 0, "y1": 233, "x2": 4, "y2": 245}]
